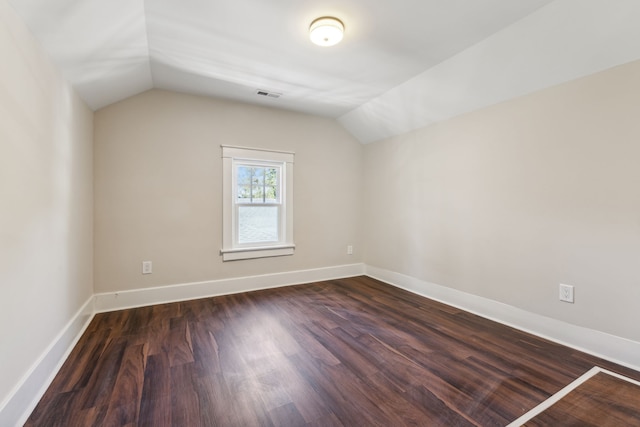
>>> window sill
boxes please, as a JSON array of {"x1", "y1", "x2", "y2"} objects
[{"x1": 220, "y1": 245, "x2": 295, "y2": 261}]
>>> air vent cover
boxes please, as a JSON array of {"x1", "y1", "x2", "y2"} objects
[{"x1": 256, "y1": 90, "x2": 282, "y2": 99}]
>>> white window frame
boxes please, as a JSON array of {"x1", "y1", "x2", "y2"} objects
[{"x1": 221, "y1": 145, "x2": 294, "y2": 261}]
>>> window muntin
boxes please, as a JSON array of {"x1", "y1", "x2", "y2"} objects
[{"x1": 236, "y1": 164, "x2": 280, "y2": 204}]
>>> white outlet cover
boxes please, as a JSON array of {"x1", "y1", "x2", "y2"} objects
[
  {"x1": 559, "y1": 283, "x2": 574, "y2": 303},
  {"x1": 142, "y1": 261, "x2": 152, "y2": 274}
]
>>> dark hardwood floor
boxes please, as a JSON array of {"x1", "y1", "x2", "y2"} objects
[
  {"x1": 521, "y1": 369, "x2": 640, "y2": 426},
  {"x1": 25, "y1": 276, "x2": 640, "y2": 426}
]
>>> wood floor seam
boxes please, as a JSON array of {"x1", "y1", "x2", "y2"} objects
[{"x1": 25, "y1": 276, "x2": 640, "y2": 426}]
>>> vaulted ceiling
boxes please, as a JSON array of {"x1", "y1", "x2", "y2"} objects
[{"x1": 8, "y1": 0, "x2": 640, "y2": 143}]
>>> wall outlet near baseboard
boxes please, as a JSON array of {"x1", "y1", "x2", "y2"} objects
[
  {"x1": 142, "y1": 261, "x2": 152, "y2": 274},
  {"x1": 347, "y1": 245, "x2": 353, "y2": 255},
  {"x1": 559, "y1": 283, "x2": 574, "y2": 303}
]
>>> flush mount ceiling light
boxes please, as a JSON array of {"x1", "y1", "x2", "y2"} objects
[{"x1": 309, "y1": 17, "x2": 344, "y2": 47}]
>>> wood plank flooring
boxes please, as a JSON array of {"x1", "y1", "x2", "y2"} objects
[
  {"x1": 25, "y1": 276, "x2": 640, "y2": 426},
  {"x1": 523, "y1": 371, "x2": 640, "y2": 426}
]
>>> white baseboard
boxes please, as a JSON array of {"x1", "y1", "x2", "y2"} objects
[
  {"x1": 0, "y1": 296, "x2": 94, "y2": 427},
  {"x1": 6, "y1": 262, "x2": 635, "y2": 427},
  {"x1": 3, "y1": 263, "x2": 364, "y2": 426},
  {"x1": 365, "y1": 265, "x2": 640, "y2": 372},
  {"x1": 94, "y1": 263, "x2": 366, "y2": 312}
]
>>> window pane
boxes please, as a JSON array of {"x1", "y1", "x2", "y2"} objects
[
  {"x1": 237, "y1": 166, "x2": 252, "y2": 185},
  {"x1": 265, "y1": 185, "x2": 277, "y2": 201},
  {"x1": 265, "y1": 168, "x2": 277, "y2": 186},
  {"x1": 252, "y1": 184, "x2": 265, "y2": 201},
  {"x1": 238, "y1": 206, "x2": 279, "y2": 243},
  {"x1": 237, "y1": 185, "x2": 251, "y2": 201}
]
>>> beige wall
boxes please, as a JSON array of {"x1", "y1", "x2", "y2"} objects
[
  {"x1": 94, "y1": 90, "x2": 363, "y2": 292},
  {"x1": 4, "y1": 0, "x2": 639, "y2": 411},
  {"x1": 0, "y1": 0, "x2": 93, "y2": 409},
  {"x1": 364, "y1": 59, "x2": 640, "y2": 342}
]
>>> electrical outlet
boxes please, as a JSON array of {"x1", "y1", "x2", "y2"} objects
[
  {"x1": 142, "y1": 261, "x2": 152, "y2": 274},
  {"x1": 347, "y1": 245, "x2": 353, "y2": 255},
  {"x1": 559, "y1": 283, "x2": 574, "y2": 303}
]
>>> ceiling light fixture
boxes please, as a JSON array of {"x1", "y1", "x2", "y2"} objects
[{"x1": 309, "y1": 17, "x2": 344, "y2": 47}]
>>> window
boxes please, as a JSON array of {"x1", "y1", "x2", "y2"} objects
[{"x1": 221, "y1": 146, "x2": 294, "y2": 261}]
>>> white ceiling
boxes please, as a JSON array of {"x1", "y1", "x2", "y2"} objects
[{"x1": 8, "y1": 0, "x2": 640, "y2": 143}]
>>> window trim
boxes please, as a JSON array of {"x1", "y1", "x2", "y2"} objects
[{"x1": 221, "y1": 145, "x2": 294, "y2": 261}]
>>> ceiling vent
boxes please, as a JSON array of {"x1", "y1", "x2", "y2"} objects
[{"x1": 256, "y1": 90, "x2": 282, "y2": 99}]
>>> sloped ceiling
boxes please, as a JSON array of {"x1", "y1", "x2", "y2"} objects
[{"x1": 8, "y1": 0, "x2": 640, "y2": 143}]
